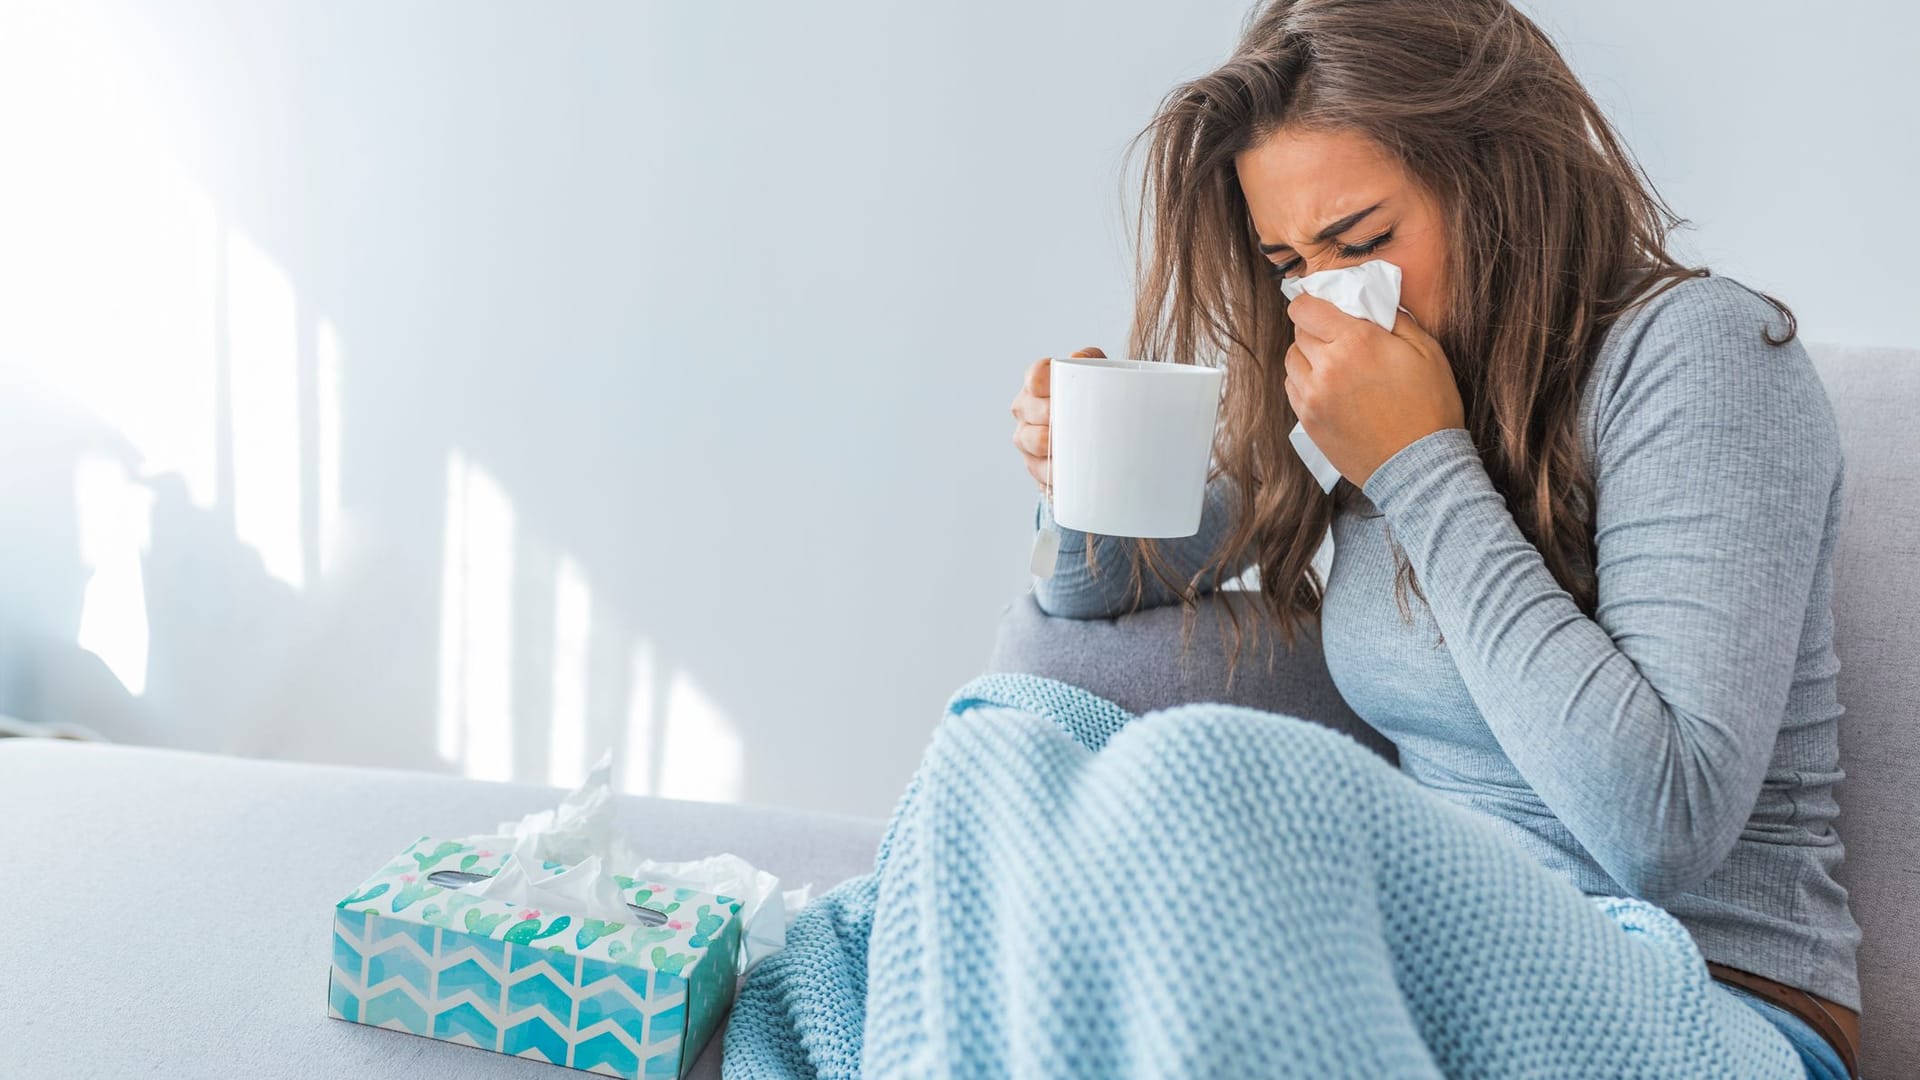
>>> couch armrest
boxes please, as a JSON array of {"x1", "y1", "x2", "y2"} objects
[{"x1": 984, "y1": 589, "x2": 1395, "y2": 764}]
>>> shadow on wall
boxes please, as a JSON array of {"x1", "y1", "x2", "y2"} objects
[{"x1": 0, "y1": 2, "x2": 743, "y2": 800}]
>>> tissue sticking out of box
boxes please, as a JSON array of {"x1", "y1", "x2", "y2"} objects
[
  {"x1": 1278, "y1": 259, "x2": 1406, "y2": 493},
  {"x1": 460, "y1": 751, "x2": 638, "y2": 921},
  {"x1": 458, "y1": 749, "x2": 813, "y2": 972}
]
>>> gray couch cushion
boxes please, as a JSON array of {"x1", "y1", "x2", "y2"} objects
[
  {"x1": 985, "y1": 341, "x2": 1917, "y2": 1077},
  {"x1": 0, "y1": 740, "x2": 886, "y2": 1080},
  {"x1": 1814, "y1": 342, "x2": 1920, "y2": 1078}
]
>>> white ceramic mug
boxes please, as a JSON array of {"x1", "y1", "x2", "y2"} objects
[{"x1": 1047, "y1": 356, "x2": 1225, "y2": 538}]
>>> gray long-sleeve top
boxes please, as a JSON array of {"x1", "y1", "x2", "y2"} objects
[{"x1": 1031, "y1": 274, "x2": 1863, "y2": 1009}]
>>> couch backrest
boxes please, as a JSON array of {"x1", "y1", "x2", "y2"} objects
[{"x1": 1809, "y1": 341, "x2": 1920, "y2": 1078}]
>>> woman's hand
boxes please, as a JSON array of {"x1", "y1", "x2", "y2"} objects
[
  {"x1": 1283, "y1": 295, "x2": 1465, "y2": 489},
  {"x1": 1011, "y1": 346, "x2": 1105, "y2": 492}
]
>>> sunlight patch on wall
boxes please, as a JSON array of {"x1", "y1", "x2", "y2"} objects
[
  {"x1": 315, "y1": 318, "x2": 344, "y2": 577},
  {"x1": 0, "y1": 6, "x2": 219, "y2": 509},
  {"x1": 547, "y1": 554, "x2": 592, "y2": 788},
  {"x1": 621, "y1": 637, "x2": 657, "y2": 795},
  {"x1": 225, "y1": 229, "x2": 303, "y2": 591},
  {"x1": 658, "y1": 668, "x2": 743, "y2": 804},
  {"x1": 435, "y1": 449, "x2": 517, "y2": 782},
  {"x1": 73, "y1": 454, "x2": 153, "y2": 695}
]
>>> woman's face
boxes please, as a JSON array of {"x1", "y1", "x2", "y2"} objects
[{"x1": 1235, "y1": 126, "x2": 1449, "y2": 336}]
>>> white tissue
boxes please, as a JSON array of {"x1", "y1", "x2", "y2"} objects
[
  {"x1": 460, "y1": 752, "x2": 638, "y2": 922},
  {"x1": 1279, "y1": 259, "x2": 1406, "y2": 492},
  {"x1": 457, "y1": 749, "x2": 811, "y2": 972}
]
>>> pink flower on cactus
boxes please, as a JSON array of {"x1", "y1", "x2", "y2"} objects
[
  {"x1": 401, "y1": 873, "x2": 416, "y2": 883},
  {"x1": 667, "y1": 920, "x2": 686, "y2": 930},
  {"x1": 477, "y1": 849, "x2": 494, "y2": 858},
  {"x1": 520, "y1": 909, "x2": 541, "y2": 920},
  {"x1": 646, "y1": 883, "x2": 665, "y2": 892}
]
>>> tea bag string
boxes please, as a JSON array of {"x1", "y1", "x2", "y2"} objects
[{"x1": 1044, "y1": 374, "x2": 1054, "y2": 514}]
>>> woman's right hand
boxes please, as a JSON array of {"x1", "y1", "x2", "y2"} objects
[{"x1": 1011, "y1": 346, "x2": 1104, "y2": 493}]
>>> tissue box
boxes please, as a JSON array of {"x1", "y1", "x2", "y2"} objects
[{"x1": 327, "y1": 836, "x2": 744, "y2": 1078}]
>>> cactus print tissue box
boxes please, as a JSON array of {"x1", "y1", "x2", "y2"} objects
[{"x1": 327, "y1": 836, "x2": 745, "y2": 1078}]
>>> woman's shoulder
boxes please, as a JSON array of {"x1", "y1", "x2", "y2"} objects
[
  {"x1": 1582, "y1": 270, "x2": 1832, "y2": 451},
  {"x1": 1597, "y1": 270, "x2": 1799, "y2": 370}
]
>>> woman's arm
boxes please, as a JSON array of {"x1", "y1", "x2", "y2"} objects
[
  {"x1": 1360, "y1": 282, "x2": 1840, "y2": 903},
  {"x1": 1032, "y1": 470, "x2": 1251, "y2": 619}
]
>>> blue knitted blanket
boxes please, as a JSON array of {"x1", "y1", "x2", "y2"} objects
[{"x1": 721, "y1": 673, "x2": 1799, "y2": 1078}]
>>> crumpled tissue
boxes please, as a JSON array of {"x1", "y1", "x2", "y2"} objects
[
  {"x1": 1279, "y1": 258, "x2": 1406, "y2": 492},
  {"x1": 460, "y1": 750, "x2": 813, "y2": 972}
]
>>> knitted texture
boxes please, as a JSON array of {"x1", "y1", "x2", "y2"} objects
[{"x1": 721, "y1": 672, "x2": 1801, "y2": 1078}]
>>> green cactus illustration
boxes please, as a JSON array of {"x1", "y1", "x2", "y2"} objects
[
  {"x1": 651, "y1": 946, "x2": 693, "y2": 976},
  {"x1": 421, "y1": 891, "x2": 486, "y2": 930},
  {"x1": 614, "y1": 875, "x2": 637, "y2": 891},
  {"x1": 502, "y1": 914, "x2": 571, "y2": 946},
  {"x1": 672, "y1": 887, "x2": 694, "y2": 902},
  {"x1": 575, "y1": 918, "x2": 625, "y2": 951},
  {"x1": 410, "y1": 841, "x2": 465, "y2": 872},
  {"x1": 687, "y1": 904, "x2": 725, "y2": 950},
  {"x1": 459, "y1": 853, "x2": 481, "y2": 872},
  {"x1": 339, "y1": 882, "x2": 390, "y2": 907},
  {"x1": 465, "y1": 909, "x2": 512, "y2": 937},
  {"x1": 606, "y1": 925, "x2": 676, "y2": 961},
  {"x1": 391, "y1": 877, "x2": 442, "y2": 913}
]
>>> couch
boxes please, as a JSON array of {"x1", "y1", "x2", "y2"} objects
[
  {"x1": 5, "y1": 343, "x2": 1910, "y2": 1079},
  {"x1": 986, "y1": 342, "x2": 1920, "y2": 1079},
  {"x1": 0, "y1": 741, "x2": 886, "y2": 1079}
]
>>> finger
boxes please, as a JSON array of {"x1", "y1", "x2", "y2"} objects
[
  {"x1": 1025, "y1": 358, "x2": 1051, "y2": 398},
  {"x1": 1287, "y1": 294, "x2": 1365, "y2": 344},
  {"x1": 1070, "y1": 346, "x2": 1106, "y2": 358},
  {"x1": 1285, "y1": 293, "x2": 1332, "y2": 342},
  {"x1": 1389, "y1": 306, "x2": 1435, "y2": 353},
  {"x1": 1014, "y1": 393, "x2": 1049, "y2": 425},
  {"x1": 1283, "y1": 341, "x2": 1313, "y2": 384},
  {"x1": 1013, "y1": 422, "x2": 1049, "y2": 458},
  {"x1": 1029, "y1": 457, "x2": 1051, "y2": 491}
]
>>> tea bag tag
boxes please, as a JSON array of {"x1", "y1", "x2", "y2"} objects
[
  {"x1": 1030, "y1": 493, "x2": 1060, "y2": 578},
  {"x1": 1030, "y1": 522, "x2": 1060, "y2": 578}
]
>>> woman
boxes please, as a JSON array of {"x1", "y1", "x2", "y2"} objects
[{"x1": 1008, "y1": 0, "x2": 1862, "y2": 1075}]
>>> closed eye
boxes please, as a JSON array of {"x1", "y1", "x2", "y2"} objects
[{"x1": 1268, "y1": 230, "x2": 1393, "y2": 280}]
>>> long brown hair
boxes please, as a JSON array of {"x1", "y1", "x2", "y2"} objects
[{"x1": 1081, "y1": 0, "x2": 1797, "y2": 686}]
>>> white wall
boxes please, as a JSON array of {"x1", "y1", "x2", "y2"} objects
[
  {"x1": 1519, "y1": 0, "x2": 1918, "y2": 351},
  {"x1": 0, "y1": 0, "x2": 1258, "y2": 818},
  {"x1": 1, "y1": 0, "x2": 1912, "y2": 820}
]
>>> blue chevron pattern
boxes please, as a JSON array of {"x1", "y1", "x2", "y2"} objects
[{"x1": 327, "y1": 908, "x2": 717, "y2": 1078}]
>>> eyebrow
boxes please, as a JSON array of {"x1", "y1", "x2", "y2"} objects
[{"x1": 1257, "y1": 200, "x2": 1387, "y2": 255}]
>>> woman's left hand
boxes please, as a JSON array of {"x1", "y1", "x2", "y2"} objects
[{"x1": 1283, "y1": 293, "x2": 1467, "y2": 490}]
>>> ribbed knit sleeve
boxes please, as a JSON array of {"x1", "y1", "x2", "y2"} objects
[
  {"x1": 1358, "y1": 281, "x2": 1841, "y2": 902},
  {"x1": 1030, "y1": 473, "x2": 1249, "y2": 620}
]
